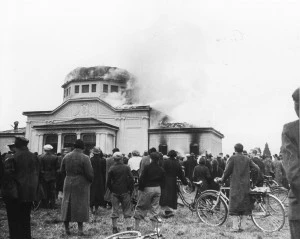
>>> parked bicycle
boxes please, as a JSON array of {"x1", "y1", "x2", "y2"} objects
[
  {"x1": 196, "y1": 179, "x2": 286, "y2": 232},
  {"x1": 176, "y1": 178, "x2": 204, "y2": 213},
  {"x1": 263, "y1": 175, "x2": 289, "y2": 204}
]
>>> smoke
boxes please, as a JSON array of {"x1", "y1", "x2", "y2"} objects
[{"x1": 117, "y1": 16, "x2": 215, "y2": 127}]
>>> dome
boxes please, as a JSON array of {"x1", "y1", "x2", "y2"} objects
[{"x1": 64, "y1": 66, "x2": 131, "y2": 85}]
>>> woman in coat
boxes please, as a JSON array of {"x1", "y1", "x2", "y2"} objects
[
  {"x1": 159, "y1": 150, "x2": 187, "y2": 217},
  {"x1": 90, "y1": 147, "x2": 106, "y2": 214},
  {"x1": 61, "y1": 139, "x2": 94, "y2": 236},
  {"x1": 219, "y1": 144, "x2": 259, "y2": 232}
]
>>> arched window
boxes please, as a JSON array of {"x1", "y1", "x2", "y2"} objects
[{"x1": 44, "y1": 134, "x2": 58, "y2": 153}]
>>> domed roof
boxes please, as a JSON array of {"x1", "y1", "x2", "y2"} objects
[{"x1": 64, "y1": 66, "x2": 131, "y2": 85}]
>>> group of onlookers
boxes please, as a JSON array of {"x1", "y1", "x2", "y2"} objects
[{"x1": 0, "y1": 84, "x2": 297, "y2": 239}]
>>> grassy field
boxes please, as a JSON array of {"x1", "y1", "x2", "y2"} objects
[{"x1": 0, "y1": 198, "x2": 290, "y2": 239}]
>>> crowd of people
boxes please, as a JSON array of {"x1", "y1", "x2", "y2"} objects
[
  {"x1": 0, "y1": 137, "x2": 289, "y2": 238},
  {"x1": 0, "y1": 87, "x2": 298, "y2": 239}
]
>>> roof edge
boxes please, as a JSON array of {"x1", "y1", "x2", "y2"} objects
[
  {"x1": 23, "y1": 97, "x2": 151, "y2": 116},
  {"x1": 148, "y1": 127, "x2": 224, "y2": 138}
]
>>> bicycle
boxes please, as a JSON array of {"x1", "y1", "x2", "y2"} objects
[
  {"x1": 104, "y1": 230, "x2": 164, "y2": 239},
  {"x1": 263, "y1": 175, "x2": 289, "y2": 204},
  {"x1": 196, "y1": 180, "x2": 286, "y2": 232},
  {"x1": 177, "y1": 178, "x2": 203, "y2": 212},
  {"x1": 105, "y1": 219, "x2": 164, "y2": 239}
]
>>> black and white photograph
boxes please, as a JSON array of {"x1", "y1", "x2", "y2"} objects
[{"x1": 0, "y1": 0, "x2": 299, "y2": 238}]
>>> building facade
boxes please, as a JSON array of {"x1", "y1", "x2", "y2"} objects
[{"x1": 1, "y1": 66, "x2": 224, "y2": 156}]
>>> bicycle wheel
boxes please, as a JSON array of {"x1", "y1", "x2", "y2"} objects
[
  {"x1": 104, "y1": 231, "x2": 142, "y2": 239},
  {"x1": 251, "y1": 193, "x2": 285, "y2": 232},
  {"x1": 270, "y1": 187, "x2": 288, "y2": 204},
  {"x1": 32, "y1": 200, "x2": 42, "y2": 212},
  {"x1": 195, "y1": 191, "x2": 228, "y2": 226}
]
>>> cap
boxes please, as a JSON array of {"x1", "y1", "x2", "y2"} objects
[
  {"x1": 7, "y1": 143, "x2": 15, "y2": 147},
  {"x1": 44, "y1": 144, "x2": 53, "y2": 150},
  {"x1": 113, "y1": 152, "x2": 123, "y2": 160},
  {"x1": 92, "y1": 147, "x2": 101, "y2": 154}
]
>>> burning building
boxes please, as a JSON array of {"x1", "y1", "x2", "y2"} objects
[{"x1": 1, "y1": 66, "x2": 223, "y2": 155}]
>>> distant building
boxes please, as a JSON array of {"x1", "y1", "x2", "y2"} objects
[{"x1": 1, "y1": 66, "x2": 224, "y2": 156}]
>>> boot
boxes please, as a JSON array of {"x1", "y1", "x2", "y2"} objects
[
  {"x1": 64, "y1": 221, "x2": 71, "y2": 235},
  {"x1": 239, "y1": 215, "x2": 245, "y2": 231},
  {"x1": 112, "y1": 218, "x2": 119, "y2": 234},
  {"x1": 125, "y1": 217, "x2": 133, "y2": 230},
  {"x1": 78, "y1": 222, "x2": 85, "y2": 236}
]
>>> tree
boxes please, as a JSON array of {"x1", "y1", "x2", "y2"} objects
[{"x1": 263, "y1": 143, "x2": 271, "y2": 157}]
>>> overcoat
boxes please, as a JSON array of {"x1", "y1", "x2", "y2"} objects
[
  {"x1": 192, "y1": 164, "x2": 211, "y2": 192},
  {"x1": 183, "y1": 157, "x2": 197, "y2": 182},
  {"x1": 90, "y1": 154, "x2": 106, "y2": 207},
  {"x1": 14, "y1": 147, "x2": 40, "y2": 202},
  {"x1": 222, "y1": 153, "x2": 258, "y2": 216},
  {"x1": 282, "y1": 120, "x2": 300, "y2": 220},
  {"x1": 159, "y1": 157, "x2": 187, "y2": 209},
  {"x1": 61, "y1": 149, "x2": 94, "y2": 222}
]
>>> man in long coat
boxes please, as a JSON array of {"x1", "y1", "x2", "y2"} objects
[
  {"x1": 61, "y1": 139, "x2": 94, "y2": 236},
  {"x1": 3, "y1": 137, "x2": 39, "y2": 239},
  {"x1": 220, "y1": 143, "x2": 259, "y2": 232},
  {"x1": 90, "y1": 147, "x2": 106, "y2": 213},
  {"x1": 160, "y1": 150, "x2": 187, "y2": 217},
  {"x1": 282, "y1": 87, "x2": 300, "y2": 239}
]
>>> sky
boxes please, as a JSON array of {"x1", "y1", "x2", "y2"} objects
[{"x1": 0, "y1": 0, "x2": 299, "y2": 154}]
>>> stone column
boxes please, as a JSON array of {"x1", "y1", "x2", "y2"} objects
[
  {"x1": 100, "y1": 134, "x2": 106, "y2": 153},
  {"x1": 76, "y1": 132, "x2": 81, "y2": 139},
  {"x1": 96, "y1": 133, "x2": 101, "y2": 147},
  {"x1": 38, "y1": 134, "x2": 44, "y2": 154},
  {"x1": 57, "y1": 133, "x2": 62, "y2": 153}
]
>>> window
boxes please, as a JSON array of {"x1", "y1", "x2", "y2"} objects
[
  {"x1": 92, "y1": 84, "x2": 97, "y2": 92},
  {"x1": 82, "y1": 85, "x2": 89, "y2": 93},
  {"x1": 82, "y1": 134, "x2": 96, "y2": 156},
  {"x1": 63, "y1": 134, "x2": 77, "y2": 149},
  {"x1": 159, "y1": 144, "x2": 168, "y2": 155},
  {"x1": 75, "y1": 85, "x2": 79, "y2": 93},
  {"x1": 67, "y1": 87, "x2": 70, "y2": 96},
  {"x1": 103, "y1": 84, "x2": 108, "y2": 93},
  {"x1": 111, "y1": 85, "x2": 119, "y2": 93},
  {"x1": 44, "y1": 134, "x2": 58, "y2": 153}
]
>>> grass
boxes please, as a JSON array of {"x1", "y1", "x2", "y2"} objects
[{"x1": 0, "y1": 197, "x2": 290, "y2": 239}]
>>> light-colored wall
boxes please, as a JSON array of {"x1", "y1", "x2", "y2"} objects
[
  {"x1": 63, "y1": 80, "x2": 126, "y2": 102},
  {"x1": 149, "y1": 132, "x2": 222, "y2": 156},
  {"x1": 25, "y1": 100, "x2": 149, "y2": 155},
  {"x1": 0, "y1": 137, "x2": 15, "y2": 154}
]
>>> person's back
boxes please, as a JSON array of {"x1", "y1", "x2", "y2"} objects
[
  {"x1": 40, "y1": 152, "x2": 58, "y2": 182},
  {"x1": 14, "y1": 147, "x2": 39, "y2": 201},
  {"x1": 183, "y1": 156, "x2": 197, "y2": 182},
  {"x1": 262, "y1": 157, "x2": 275, "y2": 177}
]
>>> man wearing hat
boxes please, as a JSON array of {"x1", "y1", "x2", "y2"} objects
[
  {"x1": 3, "y1": 136, "x2": 39, "y2": 239},
  {"x1": 282, "y1": 87, "x2": 300, "y2": 239},
  {"x1": 39, "y1": 144, "x2": 59, "y2": 209},
  {"x1": 107, "y1": 152, "x2": 134, "y2": 233}
]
